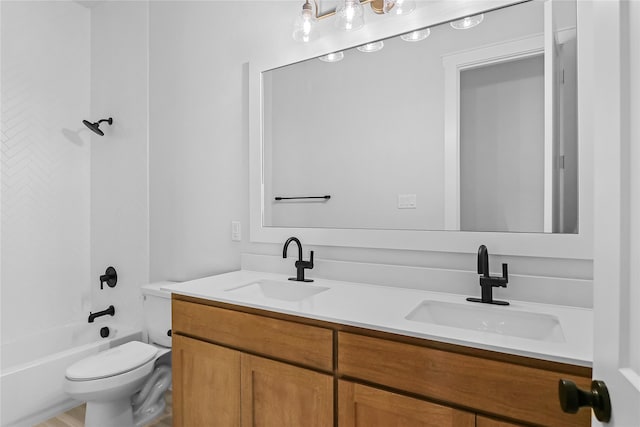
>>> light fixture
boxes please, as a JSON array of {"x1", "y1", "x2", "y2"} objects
[
  {"x1": 292, "y1": 0, "x2": 315, "y2": 42},
  {"x1": 400, "y1": 28, "x2": 430, "y2": 42},
  {"x1": 292, "y1": 0, "x2": 416, "y2": 42},
  {"x1": 334, "y1": 0, "x2": 365, "y2": 31},
  {"x1": 356, "y1": 40, "x2": 384, "y2": 53},
  {"x1": 319, "y1": 51, "x2": 345, "y2": 62},
  {"x1": 383, "y1": 0, "x2": 416, "y2": 16},
  {"x1": 450, "y1": 14, "x2": 484, "y2": 30}
]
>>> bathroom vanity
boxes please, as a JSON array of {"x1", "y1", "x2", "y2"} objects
[{"x1": 164, "y1": 271, "x2": 593, "y2": 427}]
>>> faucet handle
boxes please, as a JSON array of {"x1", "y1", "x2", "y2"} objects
[
  {"x1": 502, "y1": 263, "x2": 509, "y2": 283},
  {"x1": 295, "y1": 251, "x2": 314, "y2": 269},
  {"x1": 99, "y1": 266, "x2": 117, "y2": 290}
]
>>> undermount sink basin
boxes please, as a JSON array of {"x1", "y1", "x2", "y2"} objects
[
  {"x1": 405, "y1": 300, "x2": 565, "y2": 342},
  {"x1": 225, "y1": 279, "x2": 329, "y2": 302}
]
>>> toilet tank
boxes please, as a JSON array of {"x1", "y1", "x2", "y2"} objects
[{"x1": 141, "y1": 282, "x2": 175, "y2": 348}]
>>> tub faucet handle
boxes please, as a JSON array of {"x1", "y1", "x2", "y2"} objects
[{"x1": 99, "y1": 266, "x2": 117, "y2": 290}]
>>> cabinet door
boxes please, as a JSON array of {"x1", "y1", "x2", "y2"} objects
[
  {"x1": 338, "y1": 380, "x2": 474, "y2": 427},
  {"x1": 173, "y1": 335, "x2": 240, "y2": 427},
  {"x1": 241, "y1": 353, "x2": 333, "y2": 427}
]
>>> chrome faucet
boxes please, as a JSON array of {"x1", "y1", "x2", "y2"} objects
[
  {"x1": 282, "y1": 237, "x2": 314, "y2": 282},
  {"x1": 466, "y1": 245, "x2": 509, "y2": 305}
]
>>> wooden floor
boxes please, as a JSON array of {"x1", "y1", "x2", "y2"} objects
[{"x1": 35, "y1": 391, "x2": 172, "y2": 427}]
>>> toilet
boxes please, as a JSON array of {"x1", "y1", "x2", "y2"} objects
[{"x1": 64, "y1": 283, "x2": 173, "y2": 427}]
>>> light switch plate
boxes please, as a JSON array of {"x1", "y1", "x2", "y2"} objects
[
  {"x1": 231, "y1": 221, "x2": 241, "y2": 241},
  {"x1": 397, "y1": 194, "x2": 417, "y2": 209}
]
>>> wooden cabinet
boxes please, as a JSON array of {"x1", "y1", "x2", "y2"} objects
[
  {"x1": 172, "y1": 335, "x2": 240, "y2": 426},
  {"x1": 338, "y1": 331, "x2": 591, "y2": 427},
  {"x1": 476, "y1": 415, "x2": 527, "y2": 427},
  {"x1": 172, "y1": 298, "x2": 334, "y2": 427},
  {"x1": 241, "y1": 354, "x2": 333, "y2": 427},
  {"x1": 172, "y1": 299, "x2": 333, "y2": 371},
  {"x1": 338, "y1": 380, "x2": 474, "y2": 427},
  {"x1": 172, "y1": 295, "x2": 592, "y2": 427}
]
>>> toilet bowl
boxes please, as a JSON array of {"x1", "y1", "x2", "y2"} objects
[{"x1": 63, "y1": 282, "x2": 174, "y2": 427}]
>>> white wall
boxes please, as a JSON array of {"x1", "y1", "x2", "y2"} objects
[
  {"x1": 1, "y1": 1, "x2": 91, "y2": 344},
  {"x1": 149, "y1": 1, "x2": 265, "y2": 281},
  {"x1": 148, "y1": 1, "x2": 591, "y2": 305},
  {"x1": 90, "y1": 1, "x2": 149, "y2": 332},
  {"x1": 264, "y1": 35, "x2": 446, "y2": 230}
]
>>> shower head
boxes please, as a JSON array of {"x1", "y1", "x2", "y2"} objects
[{"x1": 82, "y1": 117, "x2": 113, "y2": 136}]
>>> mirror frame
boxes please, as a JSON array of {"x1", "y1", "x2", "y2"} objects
[{"x1": 249, "y1": 0, "x2": 593, "y2": 258}]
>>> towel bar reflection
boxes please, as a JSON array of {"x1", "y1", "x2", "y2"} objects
[{"x1": 274, "y1": 195, "x2": 331, "y2": 201}]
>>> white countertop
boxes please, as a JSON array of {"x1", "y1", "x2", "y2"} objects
[{"x1": 161, "y1": 270, "x2": 593, "y2": 367}]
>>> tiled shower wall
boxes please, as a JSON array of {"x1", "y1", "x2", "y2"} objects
[{"x1": 1, "y1": 1, "x2": 91, "y2": 344}]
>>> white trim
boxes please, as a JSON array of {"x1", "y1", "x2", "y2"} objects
[
  {"x1": 619, "y1": 368, "x2": 640, "y2": 394},
  {"x1": 544, "y1": 0, "x2": 555, "y2": 233},
  {"x1": 591, "y1": 0, "x2": 640, "y2": 424}
]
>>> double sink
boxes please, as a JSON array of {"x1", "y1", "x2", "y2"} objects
[{"x1": 225, "y1": 279, "x2": 565, "y2": 343}]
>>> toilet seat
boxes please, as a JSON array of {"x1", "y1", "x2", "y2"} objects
[
  {"x1": 66, "y1": 341, "x2": 158, "y2": 381},
  {"x1": 64, "y1": 357, "x2": 156, "y2": 402}
]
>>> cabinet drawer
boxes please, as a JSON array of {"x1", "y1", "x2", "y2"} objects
[
  {"x1": 338, "y1": 380, "x2": 474, "y2": 427},
  {"x1": 338, "y1": 332, "x2": 591, "y2": 427},
  {"x1": 173, "y1": 299, "x2": 333, "y2": 371}
]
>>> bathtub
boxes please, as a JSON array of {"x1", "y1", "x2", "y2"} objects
[{"x1": 1, "y1": 321, "x2": 141, "y2": 427}]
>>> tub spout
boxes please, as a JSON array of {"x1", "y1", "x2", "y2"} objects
[{"x1": 88, "y1": 305, "x2": 115, "y2": 323}]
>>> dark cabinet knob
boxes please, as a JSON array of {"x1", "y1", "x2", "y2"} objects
[{"x1": 559, "y1": 379, "x2": 611, "y2": 422}]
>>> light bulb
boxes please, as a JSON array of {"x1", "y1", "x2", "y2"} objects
[
  {"x1": 292, "y1": 2, "x2": 315, "y2": 42},
  {"x1": 450, "y1": 14, "x2": 484, "y2": 30},
  {"x1": 356, "y1": 41, "x2": 384, "y2": 53},
  {"x1": 383, "y1": 0, "x2": 416, "y2": 15},
  {"x1": 400, "y1": 28, "x2": 430, "y2": 42},
  {"x1": 303, "y1": 17, "x2": 311, "y2": 35},
  {"x1": 319, "y1": 51, "x2": 345, "y2": 63},
  {"x1": 334, "y1": 0, "x2": 364, "y2": 31},
  {"x1": 346, "y1": 5, "x2": 355, "y2": 21}
]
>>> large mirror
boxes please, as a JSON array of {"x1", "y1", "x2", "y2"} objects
[{"x1": 261, "y1": 0, "x2": 577, "y2": 234}]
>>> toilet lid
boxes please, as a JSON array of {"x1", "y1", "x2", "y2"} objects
[{"x1": 66, "y1": 341, "x2": 158, "y2": 381}]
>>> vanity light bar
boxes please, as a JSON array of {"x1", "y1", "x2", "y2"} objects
[
  {"x1": 310, "y1": 0, "x2": 407, "y2": 20},
  {"x1": 312, "y1": 7, "x2": 482, "y2": 61},
  {"x1": 293, "y1": 0, "x2": 416, "y2": 42}
]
